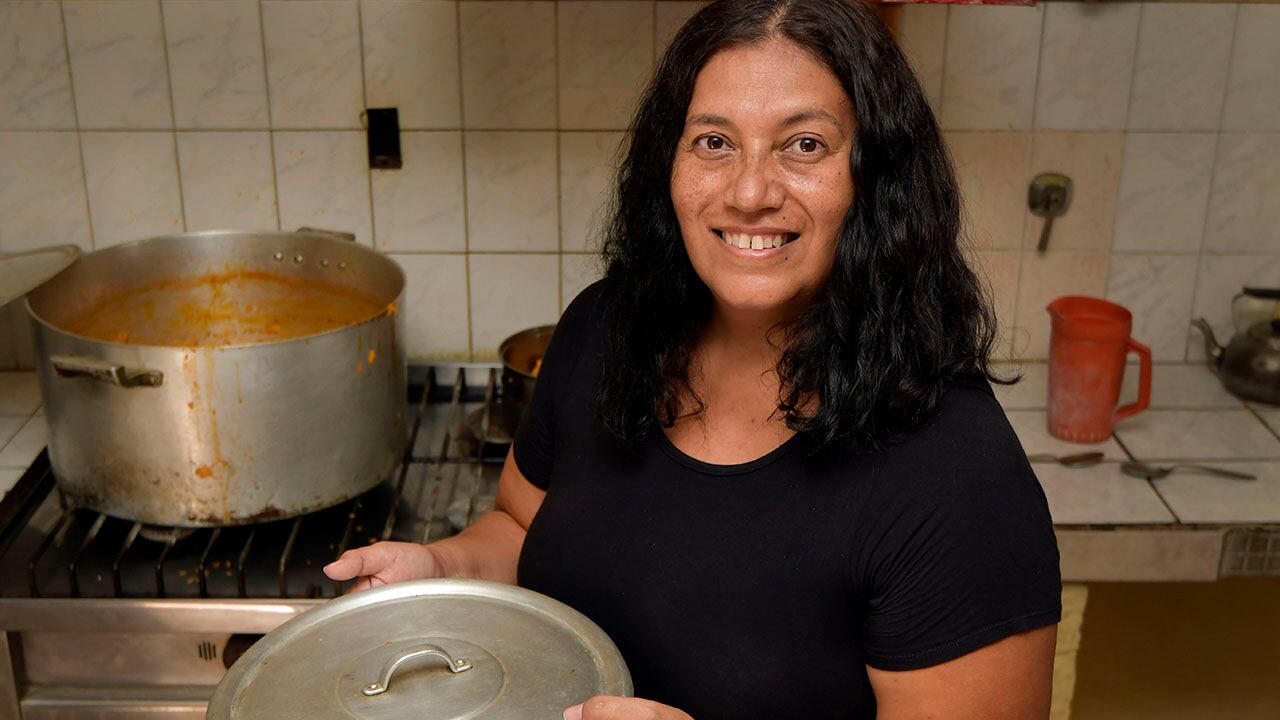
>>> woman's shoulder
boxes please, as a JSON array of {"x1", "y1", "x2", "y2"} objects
[{"x1": 859, "y1": 374, "x2": 1036, "y2": 503}]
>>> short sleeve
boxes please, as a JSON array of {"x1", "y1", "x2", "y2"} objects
[
  {"x1": 512, "y1": 279, "x2": 608, "y2": 489},
  {"x1": 853, "y1": 387, "x2": 1062, "y2": 671}
]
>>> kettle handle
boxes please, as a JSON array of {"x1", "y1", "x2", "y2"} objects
[{"x1": 1114, "y1": 339, "x2": 1152, "y2": 422}]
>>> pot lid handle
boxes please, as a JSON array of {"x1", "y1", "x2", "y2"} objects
[
  {"x1": 296, "y1": 226, "x2": 357, "y2": 242},
  {"x1": 0, "y1": 244, "x2": 80, "y2": 307},
  {"x1": 362, "y1": 642, "x2": 473, "y2": 697}
]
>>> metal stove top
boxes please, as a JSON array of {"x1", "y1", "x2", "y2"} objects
[{"x1": 0, "y1": 362, "x2": 514, "y2": 719}]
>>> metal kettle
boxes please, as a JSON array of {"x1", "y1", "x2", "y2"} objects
[{"x1": 1192, "y1": 287, "x2": 1280, "y2": 405}]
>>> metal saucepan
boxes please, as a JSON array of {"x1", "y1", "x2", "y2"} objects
[{"x1": 25, "y1": 229, "x2": 407, "y2": 527}]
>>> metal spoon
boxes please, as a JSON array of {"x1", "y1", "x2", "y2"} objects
[
  {"x1": 1026, "y1": 451, "x2": 1105, "y2": 468},
  {"x1": 1120, "y1": 461, "x2": 1256, "y2": 481}
]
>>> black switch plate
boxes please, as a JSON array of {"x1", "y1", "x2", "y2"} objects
[{"x1": 366, "y1": 107, "x2": 402, "y2": 169}]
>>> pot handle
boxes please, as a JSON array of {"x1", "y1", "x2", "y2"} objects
[
  {"x1": 361, "y1": 643, "x2": 472, "y2": 697},
  {"x1": 296, "y1": 226, "x2": 356, "y2": 242},
  {"x1": 52, "y1": 355, "x2": 163, "y2": 388}
]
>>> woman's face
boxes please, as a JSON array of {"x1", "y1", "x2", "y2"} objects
[{"x1": 671, "y1": 38, "x2": 856, "y2": 319}]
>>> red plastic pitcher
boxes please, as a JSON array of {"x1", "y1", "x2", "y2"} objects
[{"x1": 1046, "y1": 296, "x2": 1152, "y2": 443}]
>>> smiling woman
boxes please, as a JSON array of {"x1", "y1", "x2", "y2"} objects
[{"x1": 326, "y1": 2, "x2": 1061, "y2": 718}]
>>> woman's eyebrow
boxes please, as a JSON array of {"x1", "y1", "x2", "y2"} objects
[
  {"x1": 781, "y1": 109, "x2": 846, "y2": 133},
  {"x1": 685, "y1": 110, "x2": 847, "y2": 134}
]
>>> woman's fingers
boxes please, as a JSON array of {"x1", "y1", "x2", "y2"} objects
[{"x1": 567, "y1": 696, "x2": 691, "y2": 720}]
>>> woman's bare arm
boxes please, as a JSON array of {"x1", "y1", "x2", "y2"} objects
[
  {"x1": 324, "y1": 447, "x2": 546, "y2": 588},
  {"x1": 430, "y1": 447, "x2": 546, "y2": 583},
  {"x1": 867, "y1": 625, "x2": 1058, "y2": 720}
]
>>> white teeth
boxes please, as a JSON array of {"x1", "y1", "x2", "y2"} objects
[{"x1": 720, "y1": 232, "x2": 793, "y2": 250}]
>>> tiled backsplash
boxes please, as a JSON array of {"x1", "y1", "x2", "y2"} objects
[{"x1": 1, "y1": 1, "x2": 1277, "y2": 367}]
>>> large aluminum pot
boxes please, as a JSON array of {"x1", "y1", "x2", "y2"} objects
[{"x1": 25, "y1": 230, "x2": 406, "y2": 527}]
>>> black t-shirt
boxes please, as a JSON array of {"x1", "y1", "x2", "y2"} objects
[{"x1": 514, "y1": 280, "x2": 1061, "y2": 719}]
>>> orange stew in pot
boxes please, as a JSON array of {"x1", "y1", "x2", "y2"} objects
[{"x1": 63, "y1": 269, "x2": 386, "y2": 346}]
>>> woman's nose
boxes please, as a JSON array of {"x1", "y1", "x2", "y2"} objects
[{"x1": 727, "y1": 153, "x2": 784, "y2": 213}]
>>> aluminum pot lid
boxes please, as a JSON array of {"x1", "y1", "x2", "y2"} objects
[
  {"x1": 206, "y1": 579, "x2": 631, "y2": 720},
  {"x1": 0, "y1": 245, "x2": 79, "y2": 307}
]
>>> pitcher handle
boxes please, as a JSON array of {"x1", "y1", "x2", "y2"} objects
[{"x1": 1114, "y1": 338, "x2": 1152, "y2": 421}]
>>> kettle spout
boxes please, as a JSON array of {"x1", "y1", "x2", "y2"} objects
[{"x1": 1191, "y1": 318, "x2": 1225, "y2": 370}]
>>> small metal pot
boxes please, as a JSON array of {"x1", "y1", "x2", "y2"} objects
[
  {"x1": 206, "y1": 579, "x2": 632, "y2": 719},
  {"x1": 25, "y1": 230, "x2": 407, "y2": 527},
  {"x1": 499, "y1": 324, "x2": 555, "y2": 421}
]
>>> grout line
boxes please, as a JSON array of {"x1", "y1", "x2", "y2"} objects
[
  {"x1": 1029, "y1": 1, "x2": 1047, "y2": 131},
  {"x1": 257, "y1": 0, "x2": 283, "y2": 231},
  {"x1": 1184, "y1": 5, "x2": 1243, "y2": 361},
  {"x1": 455, "y1": 0, "x2": 473, "y2": 361},
  {"x1": 356, "y1": 0, "x2": 376, "y2": 248},
  {"x1": 1122, "y1": 3, "x2": 1143, "y2": 132},
  {"x1": 156, "y1": 0, "x2": 187, "y2": 233},
  {"x1": 553, "y1": 0, "x2": 563, "y2": 315},
  {"x1": 58, "y1": 0, "x2": 95, "y2": 251},
  {"x1": 1248, "y1": 406, "x2": 1280, "y2": 443}
]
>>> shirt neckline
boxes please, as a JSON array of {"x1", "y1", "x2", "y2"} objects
[{"x1": 658, "y1": 430, "x2": 805, "y2": 476}]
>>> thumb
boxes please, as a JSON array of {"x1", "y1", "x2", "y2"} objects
[
  {"x1": 563, "y1": 704, "x2": 583, "y2": 720},
  {"x1": 323, "y1": 547, "x2": 380, "y2": 580}
]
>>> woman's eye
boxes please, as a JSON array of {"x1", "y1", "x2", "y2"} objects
[
  {"x1": 696, "y1": 135, "x2": 727, "y2": 151},
  {"x1": 791, "y1": 137, "x2": 824, "y2": 154}
]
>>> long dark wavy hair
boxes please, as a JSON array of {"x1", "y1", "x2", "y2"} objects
[{"x1": 596, "y1": 0, "x2": 1005, "y2": 452}]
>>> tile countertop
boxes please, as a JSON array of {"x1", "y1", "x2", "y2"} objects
[
  {"x1": 995, "y1": 362, "x2": 1280, "y2": 582},
  {"x1": 3, "y1": 366, "x2": 1279, "y2": 581}
]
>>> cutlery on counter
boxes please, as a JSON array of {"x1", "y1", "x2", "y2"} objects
[
  {"x1": 1120, "y1": 461, "x2": 1256, "y2": 481},
  {"x1": 1026, "y1": 451, "x2": 1105, "y2": 468}
]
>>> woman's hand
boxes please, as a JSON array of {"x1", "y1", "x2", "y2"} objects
[
  {"x1": 322, "y1": 541, "x2": 445, "y2": 591},
  {"x1": 564, "y1": 696, "x2": 694, "y2": 720}
]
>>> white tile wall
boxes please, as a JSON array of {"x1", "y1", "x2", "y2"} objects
[
  {"x1": 558, "y1": 2, "x2": 653, "y2": 131},
  {"x1": 0, "y1": 1, "x2": 1277, "y2": 367},
  {"x1": 1106, "y1": 254, "x2": 1199, "y2": 362},
  {"x1": 361, "y1": 0, "x2": 461, "y2": 130},
  {"x1": 1127, "y1": 4, "x2": 1236, "y2": 132},
  {"x1": 163, "y1": 0, "x2": 269, "y2": 130},
  {"x1": 176, "y1": 131, "x2": 278, "y2": 231},
  {"x1": 947, "y1": 131, "x2": 1031, "y2": 250},
  {"x1": 0, "y1": 1, "x2": 75, "y2": 129},
  {"x1": 64, "y1": 0, "x2": 172, "y2": 130},
  {"x1": 1034, "y1": 3, "x2": 1139, "y2": 131},
  {"x1": 941, "y1": 5, "x2": 1043, "y2": 131},
  {"x1": 1112, "y1": 133, "x2": 1216, "y2": 254},
  {"x1": 81, "y1": 131, "x2": 184, "y2": 247},
  {"x1": 261, "y1": 0, "x2": 363, "y2": 130},
  {"x1": 392, "y1": 253, "x2": 471, "y2": 359},
  {"x1": 372, "y1": 132, "x2": 466, "y2": 253},
  {"x1": 464, "y1": 131, "x2": 558, "y2": 252},
  {"x1": 1222, "y1": 6, "x2": 1280, "y2": 133},
  {"x1": 1204, "y1": 134, "x2": 1280, "y2": 254},
  {"x1": 459, "y1": 1, "x2": 556, "y2": 130},
  {"x1": 894, "y1": 5, "x2": 947, "y2": 113},
  {"x1": 468, "y1": 253, "x2": 559, "y2": 358},
  {"x1": 0, "y1": 132, "x2": 91, "y2": 252},
  {"x1": 273, "y1": 131, "x2": 372, "y2": 245},
  {"x1": 559, "y1": 131, "x2": 624, "y2": 252}
]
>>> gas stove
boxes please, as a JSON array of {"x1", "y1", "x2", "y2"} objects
[{"x1": 0, "y1": 362, "x2": 508, "y2": 719}]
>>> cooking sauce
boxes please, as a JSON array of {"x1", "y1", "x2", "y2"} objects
[{"x1": 63, "y1": 269, "x2": 385, "y2": 346}]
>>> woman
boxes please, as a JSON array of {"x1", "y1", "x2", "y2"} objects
[{"x1": 326, "y1": 1, "x2": 1061, "y2": 718}]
